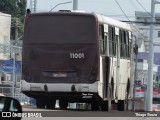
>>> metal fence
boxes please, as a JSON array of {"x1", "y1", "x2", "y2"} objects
[
  {"x1": 0, "y1": 87, "x2": 12, "y2": 96},
  {"x1": 0, "y1": 87, "x2": 30, "y2": 105}
]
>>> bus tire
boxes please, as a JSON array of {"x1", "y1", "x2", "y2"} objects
[
  {"x1": 117, "y1": 80, "x2": 129, "y2": 111},
  {"x1": 36, "y1": 99, "x2": 45, "y2": 108},
  {"x1": 117, "y1": 100, "x2": 127, "y2": 111},
  {"x1": 100, "y1": 84, "x2": 112, "y2": 111},
  {"x1": 118, "y1": 80, "x2": 130, "y2": 111},
  {"x1": 59, "y1": 100, "x2": 68, "y2": 109},
  {"x1": 107, "y1": 84, "x2": 112, "y2": 111},
  {"x1": 91, "y1": 101, "x2": 99, "y2": 111},
  {"x1": 100, "y1": 101, "x2": 107, "y2": 111},
  {"x1": 46, "y1": 99, "x2": 56, "y2": 109}
]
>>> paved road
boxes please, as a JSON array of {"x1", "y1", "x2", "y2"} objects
[{"x1": 20, "y1": 106, "x2": 160, "y2": 120}]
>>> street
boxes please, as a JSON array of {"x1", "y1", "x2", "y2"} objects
[{"x1": 20, "y1": 106, "x2": 160, "y2": 120}]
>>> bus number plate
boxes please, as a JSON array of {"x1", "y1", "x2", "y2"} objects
[{"x1": 53, "y1": 73, "x2": 67, "y2": 77}]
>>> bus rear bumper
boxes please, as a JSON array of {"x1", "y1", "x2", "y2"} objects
[
  {"x1": 21, "y1": 80, "x2": 101, "y2": 102},
  {"x1": 21, "y1": 80, "x2": 98, "y2": 93}
]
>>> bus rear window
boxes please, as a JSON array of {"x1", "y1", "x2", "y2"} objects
[{"x1": 24, "y1": 14, "x2": 97, "y2": 44}]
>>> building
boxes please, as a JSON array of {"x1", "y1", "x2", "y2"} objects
[
  {"x1": 133, "y1": 11, "x2": 160, "y2": 85},
  {"x1": 0, "y1": 12, "x2": 12, "y2": 84},
  {"x1": 136, "y1": 59, "x2": 158, "y2": 88},
  {"x1": 0, "y1": 12, "x2": 12, "y2": 96},
  {"x1": 0, "y1": 12, "x2": 11, "y2": 59},
  {"x1": 137, "y1": 52, "x2": 160, "y2": 82},
  {"x1": 135, "y1": 11, "x2": 160, "y2": 52}
]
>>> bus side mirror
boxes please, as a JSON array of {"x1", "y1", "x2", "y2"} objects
[{"x1": 133, "y1": 44, "x2": 138, "y2": 55}]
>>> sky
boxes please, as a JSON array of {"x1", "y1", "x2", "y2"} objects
[{"x1": 27, "y1": 0, "x2": 160, "y2": 21}]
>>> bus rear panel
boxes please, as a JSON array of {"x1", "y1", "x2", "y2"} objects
[{"x1": 22, "y1": 12, "x2": 99, "y2": 103}]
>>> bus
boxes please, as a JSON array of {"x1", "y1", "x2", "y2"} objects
[{"x1": 21, "y1": 11, "x2": 134, "y2": 111}]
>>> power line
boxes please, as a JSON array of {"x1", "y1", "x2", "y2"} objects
[
  {"x1": 114, "y1": 0, "x2": 130, "y2": 21},
  {"x1": 135, "y1": 0, "x2": 152, "y2": 17},
  {"x1": 105, "y1": 14, "x2": 135, "y2": 18},
  {"x1": 114, "y1": 0, "x2": 148, "y2": 41},
  {"x1": 122, "y1": 20, "x2": 160, "y2": 24},
  {"x1": 129, "y1": 0, "x2": 140, "y2": 11}
]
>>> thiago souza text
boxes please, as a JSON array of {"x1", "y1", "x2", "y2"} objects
[{"x1": 135, "y1": 112, "x2": 158, "y2": 117}]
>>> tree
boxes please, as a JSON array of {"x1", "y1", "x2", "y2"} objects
[
  {"x1": 0, "y1": 0, "x2": 19, "y2": 16},
  {"x1": 0, "y1": 0, "x2": 27, "y2": 40},
  {"x1": 17, "y1": 0, "x2": 27, "y2": 23}
]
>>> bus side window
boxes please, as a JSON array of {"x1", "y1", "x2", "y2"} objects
[
  {"x1": 128, "y1": 32, "x2": 132, "y2": 58},
  {"x1": 123, "y1": 31, "x2": 127, "y2": 58},
  {"x1": 104, "y1": 33, "x2": 108, "y2": 55},
  {"x1": 119, "y1": 30, "x2": 123, "y2": 58},
  {"x1": 120, "y1": 30, "x2": 127, "y2": 58},
  {"x1": 99, "y1": 25, "x2": 105, "y2": 55},
  {"x1": 129, "y1": 40, "x2": 131, "y2": 58},
  {"x1": 126, "y1": 31, "x2": 129, "y2": 58},
  {"x1": 115, "y1": 35, "x2": 118, "y2": 55},
  {"x1": 109, "y1": 26, "x2": 116, "y2": 56},
  {"x1": 109, "y1": 26, "x2": 112, "y2": 56},
  {"x1": 112, "y1": 27, "x2": 116, "y2": 56}
]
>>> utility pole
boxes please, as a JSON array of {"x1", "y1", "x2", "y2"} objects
[
  {"x1": 132, "y1": 36, "x2": 138, "y2": 111},
  {"x1": 13, "y1": 17, "x2": 19, "y2": 97},
  {"x1": 146, "y1": 0, "x2": 160, "y2": 111},
  {"x1": 30, "y1": 0, "x2": 37, "y2": 13},
  {"x1": 73, "y1": 0, "x2": 78, "y2": 10},
  {"x1": 12, "y1": 53, "x2": 16, "y2": 97},
  {"x1": 146, "y1": 0, "x2": 155, "y2": 111}
]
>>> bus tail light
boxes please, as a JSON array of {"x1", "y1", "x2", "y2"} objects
[{"x1": 25, "y1": 16, "x2": 29, "y2": 21}]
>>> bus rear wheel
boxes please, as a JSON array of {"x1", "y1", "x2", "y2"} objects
[
  {"x1": 36, "y1": 99, "x2": 45, "y2": 108},
  {"x1": 100, "y1": 101, "x2": 111, "y2": 111},
  {"x1": 91, "y1": 101, "x2": 99, "y2": 111},
  {"x1": 117, "y1": 100, "x2": 127, "y2": 111},
  {"x1": 100, "y1": 84, "x2": 112, "y2": 111},
  {"x1": 46, "y1": 99, "x2": 56, "y2": 109},
  {"x1": 118, "y1": 80, "x2": 129, "y2": 111},
  {"x1": 59, "y1": 100, "x2": 68, "y2": 109}
]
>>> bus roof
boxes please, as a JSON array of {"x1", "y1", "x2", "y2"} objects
[
  {"x1": 26, "y1": 11, "x2": 132, "y2": 31},
  {"x1": 26, "y1": 11, "x2": 95, "y2": 18},
  {"x1": 95, "y1": 14, "x2": 132, "y2": 31}
]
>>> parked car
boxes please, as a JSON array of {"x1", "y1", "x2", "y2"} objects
[{"x1": 0, "y1": 96, "x2": 22, "y2": 120}]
